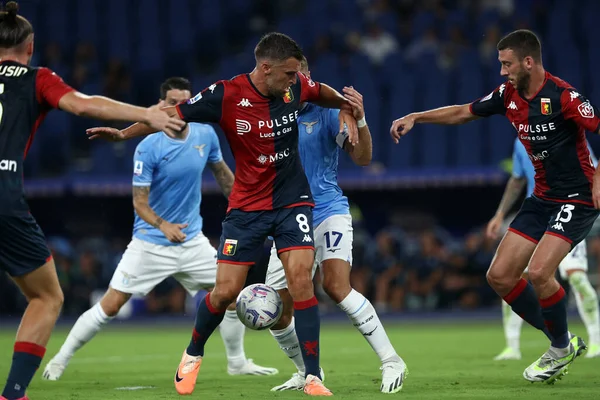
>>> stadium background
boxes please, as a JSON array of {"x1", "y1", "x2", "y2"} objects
[{"x1": 2, "y1": 0, "x2": 600, "y2": 320}]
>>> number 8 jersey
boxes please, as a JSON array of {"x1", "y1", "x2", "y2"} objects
[{"x1": 0, "y1": 61, "x2": 74, "y2": 216}]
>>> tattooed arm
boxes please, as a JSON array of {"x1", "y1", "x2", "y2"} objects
[
  {"x1": 208, "y1": 160, "x2": 234, "y2": 198},
  {"x1": 485, "y1": 176, "x2": 526, "y2": 239},
  {"x1": 132, "y1": 185, "x2": 187, "y2": 242}
]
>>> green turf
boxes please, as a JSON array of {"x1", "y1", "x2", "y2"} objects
[{"x1": 1, "y1": 320, "x2": 598, "y2": 399}]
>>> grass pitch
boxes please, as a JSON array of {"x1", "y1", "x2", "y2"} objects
[{"x1": 1, "y1": 319, "x2": 598, "y2": 399}]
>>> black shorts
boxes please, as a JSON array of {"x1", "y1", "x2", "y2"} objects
[
  {"x1": 217, "y1": 206, "x2": 314, "y2": 264},
  {"x1": 509, "y1": 196, "x2": 599, "y2": 249},
  {"x1": 0, "y1": 214, "x2": 52, "y2": 277}
]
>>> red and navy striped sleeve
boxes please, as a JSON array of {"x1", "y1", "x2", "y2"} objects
[
  {"x1": 298, "y1": 72, "x2": 320, "y2": 103},
  {"x1": 176, "y1": 81, "x2": 225, "y2": 123},
  {"x1": 469, "y1": 83, "x2": 508, "y2": 117},
  {"x1": 36, "y1": 67, "x2": 74, "y2": 109},
  {"x1": 560, "y1": 88, "x2": 600, "y2": 134}
]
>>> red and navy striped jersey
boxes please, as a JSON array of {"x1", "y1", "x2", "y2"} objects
[
  {"x1": 0, "y1": 61, "x2": 74, "y2": 216},
  {"x1": 176, "y1": 72, "x2": 321, "y2": 211},
  {"x1": 470, "y1": 72, "x2": 600, "y2": 205}
]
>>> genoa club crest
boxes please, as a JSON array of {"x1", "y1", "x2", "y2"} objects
[
  {"x1": 283, "y1": 89, "x2": 294, "y2": 103},
  {"x1": 541, "y1": 98, "x2": 552, "y2": 115},
  {"x1": 223, "y1": 239, "x2": 238, "y2": 256}
]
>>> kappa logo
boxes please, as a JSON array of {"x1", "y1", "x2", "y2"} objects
[
  {"x1": 508, "y1": 101, "x2": 518, "y2": 110},
  {"x1": 208, "y1": 84, "x2": 217, "y2": 93},
  {"x1": 302, "y1": 234, "x2": 313, "y2": 243},
  {"x1": 551, "y1": 222, "x2": 564, "y2": 231},
  {"x1": 570, "y1": 91, "x2": 581, "y2": 101},
  {"x1": 498, "y1": 83, "x2": 506, "y2": 96},
  {"x1": 237, "y1": 98, "x2": 252, "y2": 107}
]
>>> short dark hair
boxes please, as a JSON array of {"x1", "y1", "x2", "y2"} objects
[
  {"x1": 254, "y1": 32, "x2": 304, "y2": 63},
  {"x1": 497, "y1": 29, "x2": 542, "y2": 62},
  {"x1": 159, "y1": 77, "x2": 191, "y2": 100},
  {"x1": 0, "y1": 2, "x2": 33, "y2": 49}
]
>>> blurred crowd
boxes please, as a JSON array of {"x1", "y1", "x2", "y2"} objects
[
  {"x1": 3, "y1": 204, "x2": 600, "y2": 317},
  {"x1": 24, "y1": 0, "x2": 593, "y2": 177}
]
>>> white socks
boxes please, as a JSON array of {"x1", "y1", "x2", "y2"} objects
[
  {"x1": 502, "y1": 300, "x2": 523, "y2": 350},
  {"x1": 270, "y1": 317, "x2": 305, "y2": 376},
  {"x1": 569, "y1": 271, "x2": 600, "y2": 346},
  {"x1": 54, "y1": 302, "x2": 113, "y2": 364},
  {"x1": 219, "y1": 309, "x2": 247, "y2": 369},
  {"x1": 338, "y1": 289, "x2": 401, "y2": 365}
]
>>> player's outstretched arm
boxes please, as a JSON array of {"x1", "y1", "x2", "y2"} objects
[
  {"x1": 87, "y1": 105, "x2": 183, "y2": 142},
  {"x1": 390, "y1": 104, "x2": 478, "y2": 144},
  {"x1": 58, "y1": 93, "x2": 185, "y2": 136},
  {"x1": 208, "y1": 160, "x2": 234, "y2": 198},
  {"x1": 132, "y1": 186, "x2": 187, "y2": 243},
  {"x1": 342, "y1": 86, "x2": 372, "y2": 166},
  {"x1": 486, "y1": 176, "x2": 526, "y2": 239}
]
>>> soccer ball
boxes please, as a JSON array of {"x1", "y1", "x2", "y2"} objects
[{"x1": 236, "y1": 284, "x2": 282, "y2": 330}]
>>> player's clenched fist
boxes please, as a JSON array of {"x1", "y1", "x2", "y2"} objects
[{"x1": 390, "y1": 115, "x2": 416, "y2": 144}]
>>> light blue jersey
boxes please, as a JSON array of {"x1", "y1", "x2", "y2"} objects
[
  {"x1": 513, "y1": 137, "x2": 598, "y2": 197},
  {"x1": 132, "y1": 123, "x2": 223, "y2": 246},
  {"x1": 297, "y1": 104, "x2": 349, "y2": 226}
]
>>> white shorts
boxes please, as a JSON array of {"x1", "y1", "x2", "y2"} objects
[
  {"x1": 109, "y1": 234, "x2": 217, "y2": 296},
  {"x1": 266, "y1": 214, "x2": 353, "y2": 291},
  {"x1": 524, "y1": 240, "x2": 588, "y2": 280}
]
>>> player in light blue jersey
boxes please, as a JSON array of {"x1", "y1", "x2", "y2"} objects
[
  {"x1": 487, "y1": 137, "x2": 600, "y2": 360},
  {"x1": 43, "y1": 78, "x2": 277, "y2": 381},
  {"x1": 266, "y1": 58, "x2": 407, "y2": 394}
]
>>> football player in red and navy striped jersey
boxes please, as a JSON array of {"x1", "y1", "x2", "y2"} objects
[
  {"x1": 89, "y1": 32, "x2": 357, "y2": 396},
  {"x1": 0, "y1": 3, "x2": 183, "y2": 400},
  {"x1": 390, "y1": 29, "x2": 598, "y2": 384}
]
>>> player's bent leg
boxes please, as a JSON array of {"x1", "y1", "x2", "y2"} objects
[
  {"x1": 494, "y1": 300, "x2": 523, "y2": 361},
  {"x1": 524, "y1": 234, "x2": 586, "y2": 383},
  {"x1": 220, "y1": 302, "x2": 279, "y2": 376},
  {"x1": 175, "y1": 262, "x2": 250, "y2": 395},
  {"x1": 565, "y1": 269, "x2": 600, "y2": 358},
  {"x1": 487, "y1": 231, "x2": 551, "y2": 339},
  {"x1": 269, "y1": 289, "x2": 311, "y2": 391},
  {"x1": 3, "y1": 259, "x2": 63, "y2": 399},
  {"x1": 43, "y1": 288, "x2": 131, "y2": 381},
  {"x1": 279, "y1": 249, "x2": 331, "y2": 396},
  {"x1": 321, "y1": 258, "x2": 407, "y2": 393}
]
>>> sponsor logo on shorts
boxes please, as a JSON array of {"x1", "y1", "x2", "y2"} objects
[{"x1": 223, "y1": 239, "x2": 238, "y2": 256}]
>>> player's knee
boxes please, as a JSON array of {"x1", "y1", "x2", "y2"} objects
[
  {"x1": 486, "y1": 261, "x2": 519, "y2": 292},
  {"x1": 36, "y1": 286, "x2": 63, "y2": 316},
  {"x1": 286, "y1": 272, "x2": 314, "y2": 299},
  {"x1": 211, "y1": 285, "x2": 242, "y2": 310},
  {"x1": 486, "y1": 266, "x2": 505, "y2": 289},
  {"x1": 101, "y1": 289, "x2": 131, "y2": 317},
  {"x1": 322, "y1": 277, "x2": 351, "y2": 304},
  {"x1": 527, "y1": 263, "x2": 552, "y2": 288}
]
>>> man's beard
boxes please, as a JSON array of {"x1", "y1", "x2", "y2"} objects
[{"x1": 516, "y1": 70, "x2": 531, "y2": 94}]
